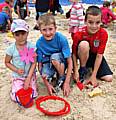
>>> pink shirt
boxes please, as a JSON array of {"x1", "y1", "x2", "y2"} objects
[{"x1": 100, "y1": 7, "x2": 116, "y2": 25}]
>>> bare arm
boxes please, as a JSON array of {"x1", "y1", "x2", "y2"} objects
[
  {"x1": 24, "y1": 57, "x2": 37, "y2": 89},
  {"x1": 63, "y1": 57, "x2": 72, "y2": 97},
  {"x1": 16, "y1": 6, "x2": 21, "y2": 18},
  {"x1": 26, "y1": 3, "x2": 30, "y2": 16},
  {"x1": 7, "y1": 19, "x2": 11, "y2": 30},
  {"x1": 89, "y1": 53, "x2": 103, "y2": 85}
]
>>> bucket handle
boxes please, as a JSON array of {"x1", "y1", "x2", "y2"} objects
[{"x1": 15, "y1": 89, "x2": 34, "y2": 108}]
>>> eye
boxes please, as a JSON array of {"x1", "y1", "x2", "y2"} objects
[
  {"x1": 49, "y1": 28, "x2": 54, "y2": 31},
  {"x1": 96, "y1": 21, "x2": 101, "y2": 24},
  {"x1": 88, "y1": 21, "x2": 93, "y2": 24}
]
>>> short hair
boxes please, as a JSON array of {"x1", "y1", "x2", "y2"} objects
[
  {"x1": 38, "y1": 14, "x2": 56, "y2": 28},
  {"x1": 103, "y1": 1, "x2": 110, "y2": 7},
  {"x1": 2, "y1": 6, "x2": 10, "y2": 12},
  {"x1": 85, "y1": 6, "x2": 101, "y2": 21}
]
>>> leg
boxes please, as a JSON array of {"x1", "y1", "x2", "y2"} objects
[
  {"x1": 50, "y1": 53, "x2": 66, "y2": 89},
  {"x1": 78, "y1": 41, "x2": 90, "y2": 67},
  {"x1": 97, "y1": 56, "x2": 113, "y2": 82},
  {"x1": 77, "y1": 41, "x2": 90, "y2": 82}
]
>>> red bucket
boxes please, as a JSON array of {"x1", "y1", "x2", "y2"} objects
[{"x1": 15, "y1": 87, "x2": 34, "y2": 108}]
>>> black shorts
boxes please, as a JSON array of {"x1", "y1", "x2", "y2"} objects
[{"x1": 86, "y1": 53, "x2": 113, "y2": 78}]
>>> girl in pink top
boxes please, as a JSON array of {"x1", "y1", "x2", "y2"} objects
[{"x1": 100, "y1": 1, "x2": 116, "y2": 27}]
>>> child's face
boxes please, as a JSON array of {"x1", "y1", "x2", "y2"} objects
[
  {"x1": 40, "y1": 24, "x2": 56, "y2": 41},
  {"x1": 85, "y1": 14, "x2": 101, "y2": 34},
  {"x1": 13, "y1": 31, "x2": 28, "y2": 45}
]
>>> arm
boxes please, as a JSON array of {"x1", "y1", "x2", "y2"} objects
[
  {"x1": 89, "y1": 54, "x2": 103, "y2": 86},
  {"x1": 24, "y1": 57, "x2": 37, "y2": 89},
  {"x1": 26, "y1": 3, "x2": 30, "y2": 16},
  {"x1": 72, "y1": 53, "x2": 79, "y2": 81},
  {"x1": 16, "y1": 6, "x2": 21, "y2": 18},
  {"x1": 37, "y1": 62, "x2": 56, "y2": 95},
  {"x1": 7, "y1": 19, "x2": 11, "y2": 30},
  {"x1": 5, "y1": 54, "x2": 24, "y2": 74},
  {"x1": 108, "y1": 9, "x2": 116, "y2": 20},
  {"x1": 63, "y1": 57, "x2": 72, "y2": 97}
]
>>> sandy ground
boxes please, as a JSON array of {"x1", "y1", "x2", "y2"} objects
[{"x1": 0, "y1": 7, "x2": 116, "y2": 120}]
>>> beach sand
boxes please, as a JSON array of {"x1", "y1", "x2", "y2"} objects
[{"x1": 0, "y1": 7, "x2": 116, "y2": 120}]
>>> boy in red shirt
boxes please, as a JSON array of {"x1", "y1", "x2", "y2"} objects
[{"x1": 72, "y1": 6, "x2": 113, "y2": 87}]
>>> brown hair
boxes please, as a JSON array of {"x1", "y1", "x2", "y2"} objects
[
  {"x1": 38, "y1": 14, "x2": 56, "y2": 28},
  {"x1": 85, "y1": 5, "x2": 101, "y2": 21}
]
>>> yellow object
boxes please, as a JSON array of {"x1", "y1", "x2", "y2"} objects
[
  {"x1": 113, "y1": 7, "x2": 116, "y2": 13},
  {"x1": 88, "y1": 87, "x2": 102, "y2": 97},
  {"x1": 7, "y1": 32, "x2": 13, "y2": 38}
]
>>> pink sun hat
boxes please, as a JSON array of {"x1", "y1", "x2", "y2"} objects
[{"x1": 11, "y1": 19, "x2": 29, "y2": 33}]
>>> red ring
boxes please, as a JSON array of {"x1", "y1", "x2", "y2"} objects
[{"x1": 36, "y1": 96, "x2": 70, "y2": 116}]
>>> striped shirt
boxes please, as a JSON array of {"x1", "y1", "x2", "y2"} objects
[{"x1": 69, "y1": 2, "x2": 85, "y2": 33}]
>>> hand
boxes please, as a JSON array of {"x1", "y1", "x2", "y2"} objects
[
  {"x1": 17, "y1": 68, "x2": 24, "y2": 75},
  {"x1": 63, "y1": 82, "x2": 71, "y2": 97},
  {"x1": 46, "y1": 83, "x2": 56, "y2": 96},
  {"x1": 24, "y1": 77, "x2": 31, "y2": 90},
  {"x1": 87, "y1": 75, "x2": 98, "y2": 87},
  {"x1": 72, "y1": 71, "x2": 79, "y2": 82}
]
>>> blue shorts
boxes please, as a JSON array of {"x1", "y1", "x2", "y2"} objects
[{"x1": 41, "y1": 53, "x2": 66, "y2": 78}]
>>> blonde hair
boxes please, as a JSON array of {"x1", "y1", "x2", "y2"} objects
[{"x1": 38, "y1": 14, "x2": 56, "y2": 28}]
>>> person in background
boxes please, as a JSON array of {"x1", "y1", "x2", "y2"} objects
[
  {"x1": 14, "y1": 0, "x2": 30, "y2": 19},
  {"x1": 0, "y1": 6, "x2": 11, "y2": 32},
  {"x1": 69, "y1": 0, "x2": 85, "y2": 40},
  {"x1": 0, "y1": 0, "x2": 13, "y2": 22},
  {"x1": 5, "y1": 19, "x2": 38, "y2": 101},
  {"x1": 100, "y1": 1, "x2": 116, "y2": 28},
  {"x1": 72, "y1": 6, "x2": 113, "y2": 87},
  {"x1": 33, "y1": 0, "x2": 49, "y2": 30},
  {"x1": 36, "y1": 14, "x2": 72, "y2": 96}
]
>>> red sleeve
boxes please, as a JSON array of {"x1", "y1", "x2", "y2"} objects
[
  {"x1": 72, "y1": 32, "x2": 81, "y2": 55},
  {"x1": 98, "y1": 29, "x2": 108, "y2": 54}
]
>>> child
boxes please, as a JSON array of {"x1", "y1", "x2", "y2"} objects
[
  {"x1": 100, "y1": 1, "x2": 116, "y2": 27},
  {"x1": 36, "y1": 14, "x2": 72, "y2": 97},
  {"x1": 5, "y1": 19, "x2": 38, "y2": 101},
  {"x1": 14, "y1": 0, "x2": 30, "y2": 19},
  {"x1": 69, "y1": 0, "x2": 85, "y2": 40},
  {"x1": 72, "y1": 6, "x2": 113, "y2": 87},
  {"x1": 0, "y1": 6, "x2": 11, "y2": 32},
  {"x1": 34, "y1": 0, "x2": 50, "y2": 30},
  {"x1": 0, "y1": 0, "x2": 13, "y2": 22}
]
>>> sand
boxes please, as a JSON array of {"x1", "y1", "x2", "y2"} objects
[{"x1": 0, "y1": 7, "x2": 116, "y2": 120}]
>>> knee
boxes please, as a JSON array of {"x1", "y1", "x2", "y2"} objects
[
  {"x1": 51, "y1": 59, "x2": 58, "y2": 66},
  {"x1": 78, "y1": 41, "x2": 90, "y2": 53}
]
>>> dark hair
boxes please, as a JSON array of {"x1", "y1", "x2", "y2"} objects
[
  {"x1": 103, "y1": 1, "x2": 110, "y2": 7},
  {"x1": 85, "y1": 6, "x2": 101, "y2": 21}
]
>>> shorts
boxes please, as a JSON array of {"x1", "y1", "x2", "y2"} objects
[
  {"x1": 10, "y1": 74, "x2": 38, "y2": 101},
  {"x1": 41, "y1": 53, "x2": 66, "y2": 78},
  {"x1": 86, "y1": 52, "x2": 113, "y2": 78}
]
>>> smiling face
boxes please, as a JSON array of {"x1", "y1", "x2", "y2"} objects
[
  {"x1": 85, "y1": 14, "x2": 101, "y2": 34},
  {"x1": 40, "y1": 24, "x2": 56, "y2": 41}
]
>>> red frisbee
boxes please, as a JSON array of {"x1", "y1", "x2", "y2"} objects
[{"x1": 36, "y1": 96, "x2": 70, "y2": 116}]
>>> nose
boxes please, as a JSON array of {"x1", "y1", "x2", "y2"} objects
[{"x1": 46, "y1": 29, "x2": 51, "y2": 35}]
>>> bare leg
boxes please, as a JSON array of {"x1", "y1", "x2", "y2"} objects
[
  {"x1": 51, "y1": 60, "x2": 64, "y2": 76},
  {"x1": 78, "y1": 41, "x2": 90, "y2": 67}
]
